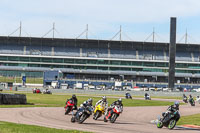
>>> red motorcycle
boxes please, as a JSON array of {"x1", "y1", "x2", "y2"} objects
[
  {"x1": 33, "y1": 89, "x2": 41, "y2": 94},
  {"x1": 65, "y1": 100, "x2": 75, "y2": 115},
  {"x1": 104, "y1": 105, "x2": 123, "y2": 123}
]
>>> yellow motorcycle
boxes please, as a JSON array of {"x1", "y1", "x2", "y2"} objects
[{"x1": 93, "y1": 104, "x2": 105, "y2": 120}]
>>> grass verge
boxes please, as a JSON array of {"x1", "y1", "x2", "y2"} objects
[
  {"x1": 0, "y1": 121, "x2": 90, "y2": 133},
  {"x1": 0, "y1": 91, "x2": 175, "y2": 108},
  {"x1": 177, "y1": 113, "x2": 200, "y2": 126}
]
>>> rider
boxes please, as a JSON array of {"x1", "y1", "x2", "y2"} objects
[
  {"x1": 163, "y1": 101, "x2": 179, "y2": 118},
  {"x1": 169, "y1": 101, "x2": 180, "y2": 111},
  {"x1": 189, "y1": 94, "x2": 194, "y2": 102},
  {"x1": 189, "y1": 94, "x2": 193, "y2": 101},
  {"x1": 125, "y1": 92, "x2": 131, "y2": 98},
  {"x1": 75, "y1": 98, "x2": 93, "y2": 118},
  {"x1": 95, "y1": 96, "x2": 108, "y2": 109},
  {"x1": 183, "y1": 94, "x2": 187, "y2": 99},
  {"x1": 145, "y1": 93, "x2": 149, "y2": 98},
  {"x1": 81, "y1": 98, "x2": 93, "y2": 108},
  {"x1": 196, "y1": 96, "x2": 200, "y2": 104},
  {"x1": 162, "y1": 101, "x2": 179, "y2": 122},
  {"x1": 66, "y1": 94, "x2": 78, "y2": 110},
  {"x1": 182, "y1": 94, "x2": 187, "y2": 102},
  {"x1": 106, "y1": 98, "x2": 123, "y2": 119}
]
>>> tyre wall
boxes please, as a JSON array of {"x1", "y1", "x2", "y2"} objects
[{"x1": 0, "y1": 93, "x2": 27, "y2": 104}]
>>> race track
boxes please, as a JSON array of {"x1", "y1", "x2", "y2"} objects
[{"x1": 0, "y1": 103, "x2": 200, "y2": 133}]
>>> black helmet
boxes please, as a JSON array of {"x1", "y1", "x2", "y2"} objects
[{"x1": 72, "y1": 94, "x2": 76, "y2": 99}]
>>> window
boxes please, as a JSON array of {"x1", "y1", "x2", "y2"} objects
[
  {"x1": 30, "y1": 58, "x2": 41, "y2": 62},
  {"x1": 64, "y1": 59, "x2": 74, "y2": 63},
  {"x1": 132, "y1": 62, "x2": 142, "y2": 66},
  {"x1": 19, "y1": 57, "x2": 29, "y2": 62},
  {"x1": 42, "y1": 58, "x2": 52, "y2": 63},
  {"x1": 98, "y1": 67, "x2": 108, "y2": 70},
  {"x1": 110, "y1": 61, "x2": 120, "y2": 65},
  {"x1": 75, "y1": 59, "x2": 86, "y2": 64},
  {"x1": 53, "y1": 58, "x2": 63, "y2": 63},
  {"x1": 87, "y1": 60, "x2": 97, "y2": 64},
  {"x1": 0, "y1": 56, "x2": 7, "y2": 61},
  {"x1": 8, "y1": 56, "x2": 19, "y2": 61},
  {"x1": 143, "y1": 62, "x2": 154, "y2": 67},
  {"x1": 121, "y1": 61, "x2": 131, "y2": 66}
]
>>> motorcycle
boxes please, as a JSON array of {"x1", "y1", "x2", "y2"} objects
[
  {"x1": 42, "y1": 89, "x2": 52, "y2": 94},
  {"x1": 64, "y1": 99, "x2": 75, "y2": 115},
  {"x1": 189, "y1": 98, "x2": 195, "y2": 106},
  {"x1": 104, "y1": 105, "x2": 123, "y2": 123},
  {"x1": 33, "y1": 89, "x2": 41, "y2": 94},
  {"x1": 93, "y1": 103, "x2": 105, "y2": 120},
  {"x1": 145, "y1": 95, "x2": 151, "y2": 100},
  {"x1": 125, "y1": 93, "x2": 132, "y2": 99},
  {"x1": 71, "y1": 106, "x2": 93, "y2": 124},
  {"x1": 157, "y1": 108, "x2": 180, "y2": 130},
  {"x1": 183, "y1": 97, "x2": 188, "y2": 103}
]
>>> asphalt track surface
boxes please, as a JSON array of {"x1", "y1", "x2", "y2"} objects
[{"x1": 0, "y1": 102, "x2": 200, "y2": 133}]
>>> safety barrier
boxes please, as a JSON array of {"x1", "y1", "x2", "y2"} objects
[{"x1": 0, "y1": 93, "x2": 27, "y2": 104}]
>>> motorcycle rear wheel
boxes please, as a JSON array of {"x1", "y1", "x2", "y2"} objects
[
  {"x1": 157, "y1": 121, "x2": 163, "y2": 128},
  {"x1": 104, "y1": 117, "x2": 108, "y2": 122},
  {"x1": 71, "y1": 117, "x2": 75, "y2": 123}
]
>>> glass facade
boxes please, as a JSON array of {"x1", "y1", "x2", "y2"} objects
[{"x1": 0, "y1": 55, "x2": 200, "y2": 74}]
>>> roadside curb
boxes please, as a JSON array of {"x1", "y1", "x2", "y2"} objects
[
  {"x1": 150, "y1": 120, "x2": 200, "y2": 131},
  {"x1": 182, "y1": 125, "x2": 200, "y2": 129}
]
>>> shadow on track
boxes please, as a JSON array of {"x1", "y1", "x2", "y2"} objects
[
  {"x1": 174, "y1": 126, "x2": 200, "y2": 131},
  {"x1": 82, "y1": 123, "x2": 107, "y2": 126},
  {"x1": 114, "y1": 122, "x2": 138, "y2": 125},
  {"x1": 94, "y1": 119, "x2": 137, "y2": 125}
]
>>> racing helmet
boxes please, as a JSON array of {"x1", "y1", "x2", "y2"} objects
[
  {"x1": 174, "y1": 101, "x2": 179, "y2": 108},
  {"x1": 118, "y1": 98, "x2": 122, "y2": 104},
  {"x1": 87, "y1": 98, "x2": 93, "y2": 105},
  {"x1": 102, "y1": 96, "x2": 107, "y2": 102},
  {"x1": 72, "y1": 94, "x2": 76, "y2": 99}
]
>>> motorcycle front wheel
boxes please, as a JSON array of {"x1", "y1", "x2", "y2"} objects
[
  {"x1": 78, "y1": 114, "x2": 88, "y2": 124},
  {"x1": 65, "y1": 107, "x2": 71, "y2": 115},
  {"x1": 93, "y1": 111, "x2": 101, "y2": 120},
  {"x1": 110, "y1": 113, "x2": 118, "y2": 123},
  {"x1": 168, "y1": 119, "x2": 176, "y2": 130}
]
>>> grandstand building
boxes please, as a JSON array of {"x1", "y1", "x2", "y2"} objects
[{"x1": 0, "y1": 36, "x2": 200, "y2": 86}]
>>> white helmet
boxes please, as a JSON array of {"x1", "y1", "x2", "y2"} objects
[
  {"x1": 102, "y1": 96, "x2": 107, "y2": 102},
  {"x1": 87, "y1": 98, "x2": 93, "y2": 103}
]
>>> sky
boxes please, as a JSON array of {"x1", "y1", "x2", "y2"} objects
[{"x1": 1, "y1": 0, "x2": 200, "y2": 43}]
